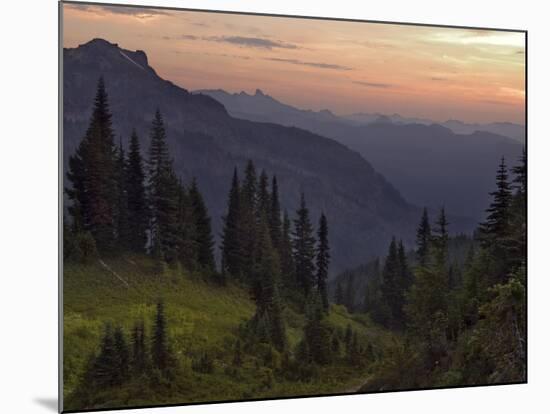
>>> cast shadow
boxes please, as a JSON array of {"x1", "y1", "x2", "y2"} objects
[{"x1": 34, "y1": 397, "x2": 58, "y2": 412}]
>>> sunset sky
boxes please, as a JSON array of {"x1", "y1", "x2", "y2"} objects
[{"x1": 62, "y1": 2, "x2": 526, "y2": 124}]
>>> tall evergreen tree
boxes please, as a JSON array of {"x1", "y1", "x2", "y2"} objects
[
  {"x1": 91, "y1": 324, "x2": 118, "y2": 387},
  {"x1": 221, "y1": 168, "x2": 243, "y2": 279},
  {"x1": 175, "y1": 181, "x2": 197, "y2": 270},
  {"x1": 113, "y1": 325, "x2": 130, "y2": 383},
  {"x1": 302, "y1": 292, "x2": 332, "y2": 364},
  {"x1": 269, "y1": 175, "x2": 282, "y2": 251},
  {"x1": 280, "y1": 210, "x2": 295, "y2": 289},
  {"x1": 292, "y1": 193, "x2": 316, "y2": 297},
  {"x1": 381, "y1": 237, "x2": 403, "y2": 326},
  {"x1": 147, "y1": 109, "x2": 179, "y2": 263},
  {"x1": 126, "y1": 129, "x2": 148, "y2": 253},
  {"x1": 416, "y1": 208, "x2": 431, "y2": 267},
  {"x1": 241, "y1": 160, "x2": 259, "y2": 278},
  {"x1": 397, "y1": 240, "x2": 413, "y2": 295},
  {"x1": 432, "y1": 207, "x2": 449, "y2": 267},
  {"x1": 66, "y1": 76, "x2": 118, "y2": 251},
  {"x1": 508, "y1": 150, "x2": 527, "y2": 269},
  {"x1": 131, "y1": 319, "x2": 149, "y2": 374},
  {"x1": 189, "y1": 178, "x2": 215, "y2": 272},
  {"x1": 151, "y1": 300, "x2": 170, "y2": 372},
  {"x1": 114, "y1": 140, "x2": 130, "y2": 249},
  {"x1": 252, "y1": 217, "x2": 287, "y2": 351},
  {"x1": 479, "y1": 158, "x2": 513, "y2": 249},
  {"x1": 257, "y1": 170, "x2": 271, "y2": 222},
  {"x1": 316, "y1": 213, "x2": 330, "y2": 312}
]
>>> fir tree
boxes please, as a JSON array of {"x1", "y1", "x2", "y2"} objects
[
  {"x1": 479, "y1": 158, "x2": 513, "y2": 249},
  {"x1": 269, "y1": 175, "x2": 282, "y2": 251},
  {"x1": 280, "y1": 210, "x2": 295, "y2": 290},
  {"x1": 221, "y1": 168, "x2": 243, "y2": 280},
  {"x1": 131, "y1": 319, "x2": 149, "y2": 374},
  {"x1": 151, "y1": 300, "x2": 169, "y2": 372},
  {"x1": 316, "y1": 213, "x2": 330, "y2": 312},
  {"x1": 397, "y1": 240, "x2": 412, "y2": 294},
  {"x1": 147, "y1": 109, "x2": 179, "y2": 263},
  {"x1": 303, "y1": 293, "x2": 332, "y2": 364},
  {"x1": 113, "y1": 325, "x2": 130, "y2": 383},
  {"x1": 126, "y1": 129, "x2": 148, "y2": 253},
  {"x1": 252, "y1": 217, "x2": 287, "y2": 351},
  {"x1": 189, "y1": 178, "x2": 215, "y2": 272},
  {"x1": 381, "y1": 237, "x2": 403, "y2": 326},
  {"x1": 114, "y1": 140, "x2": 130, "y2": 250},
  {"x1": 432, "y1": 207, "x2": 449, "y2": 268},
  {"x1": 292, "y1": 193, "x2": 316, "y2": 297},
  {"x1": 257, "y1": 170, "x2": 271, "y2": 222},
  {"x1": 241, "y1": 160, "x2": 258, "y2": 278},
  {"x1": 416, "y1": 207, "x2": 431, "y2": 267},
  {"x1": 508, "y1": 150, "x2": 527, "y2": 270},
  {"x1": 91, "y1": 324, "x2": 118, "y2": 387},
  {"x1": 66, "y1": 76, "x2": 118, "y2": 251},
  {"x1": 175, "y1": 181, "x2": 197, "y2": 270}
]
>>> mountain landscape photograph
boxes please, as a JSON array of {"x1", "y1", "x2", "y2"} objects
[{"x1": 61, "y1": 2, "x2": 526, "y2": 412}]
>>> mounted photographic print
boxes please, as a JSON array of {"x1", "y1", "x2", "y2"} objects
[{"x1": 60, "y1": 1, "x2": 527, "y2": 412}]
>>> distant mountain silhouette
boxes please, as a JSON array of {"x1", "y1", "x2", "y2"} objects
[
  {"x1": 197, "y1": 88, "x2": 524, "y2": 220},
  {"x1": 63, "y1": 38, "x2": 423, "y2": 273}
]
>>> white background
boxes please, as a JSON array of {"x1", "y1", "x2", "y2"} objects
[{"x1": 1, "y1": 0, "x2": 548, "y2": 413}]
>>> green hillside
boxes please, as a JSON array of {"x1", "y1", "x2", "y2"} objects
[{"x1": 63, "y1": 255, "x2": 394, "y2": 411}]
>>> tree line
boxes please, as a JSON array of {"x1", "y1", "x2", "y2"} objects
[
  {"x1": 337, "y1": 152, "x2": 526, "y2": 387},
  {"x1": 65, "y1": 77, "x2": 216, "y2": 278},
  {"x1": 64, "y1": 77, "x2": 334, "y2": 359}
]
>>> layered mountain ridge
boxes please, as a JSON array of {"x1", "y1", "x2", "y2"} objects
[{"x1": 63, "y1": 38, "x2": 422, "y2": 273}]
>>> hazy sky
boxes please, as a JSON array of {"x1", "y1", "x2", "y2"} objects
[{"x1": 63, "y1": 3, "x2": 526, "y2": 124}]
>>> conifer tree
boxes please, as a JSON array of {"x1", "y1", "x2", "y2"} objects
[
  {"x1": 175, "y1": 181, "x2": 197, "y2": 270},
  {"x1": 257, "y1": 170, "x2": 271, "y2": 222},
  {"x1": 126, "y1": 129, "x2": 148, "y2": 253},
  {"x1": 91, "y1": 324, "x2": 118, "y2": 387},
  {"x1": 432, "y1": 207, "x2": 449, "y2": 267},
  {"x1": 131, "y1": 320, "x2": 149, "y2": 374},
  {"x1": 416, "y1": 208, "x2": 431, "y2": 267},
  {"x1": 221, "y1": 168, "x2": 243, "y2": 279},
  {"x1": 316, "y1": 213, "x2": 330, "y2": 312},
  {"x1": 512, "y1": 149, "x2": 526, "y2": 203},
  {"x1": 292, "y1": 193, "x2": 316, "y2": 297},
  {"x1": 509, "y1": 150, "x2": 527, "y2": 269},
  {"x1": 479, "y1": 158, "x2": 513, "y2": 250},
  {"x1": 189, "y1": 178, "x2": 215, "y2": 272},
  {"x1": 252, "y1": 217, "x2": 287, "y2": 351},
  {"x1": 381, "y1": 237, "x2": 400, "y2": 324},
  {"x1": 114, "y1": 141, "x2": 130, "y2": 250},
  {"x1": 269, "y1": 175, "x2": 282, "y2": 251},
  {"x1": 66, "y1": 76, "x2": 118, "y2": 251},
  {"x1": 303, "y1": 292, "x2": 332, "y2": 364},
  {"x1": 397, "y1": 240, "x2": 412, "y2": 294},
  {"x1": 151, "y1": 300, "x2": 170, "y2": 372},
  {"x1": 280, "y1": 210, "x2": 295, "y2": 289},
  {"x1": 147, "y1": 109, "x2": 179, "y2": 263},
  {"x1": 241, "y1": 160, "x2": 258, "y2": 278},
  {"x1": 113, "y1": 326, "x2": 130, "y2": 383}
]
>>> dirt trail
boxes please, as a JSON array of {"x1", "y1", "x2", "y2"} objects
[{"x1": 98, "y1": 259, "x2": 129, "y2": 287}]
